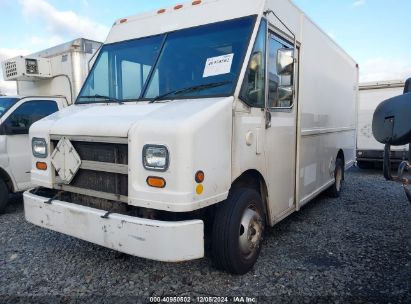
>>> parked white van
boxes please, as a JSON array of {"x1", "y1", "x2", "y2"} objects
[
  {"x1": 357, "y1": 80, "x2": 408, "y2": 169},
  {"x1": 0, "y1": 39, "x2": 101, "y2": 213},
  {"x1": 24, "y1": 0, "x2": 358, "y2": 274}
]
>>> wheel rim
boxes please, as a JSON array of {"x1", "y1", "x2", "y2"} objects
[
  {"x1": 239, "y1": 204, "x2": 263, "y2": 259},
  {"x1": 335, "y1": 166, "x2": 343, "y2": 192}
]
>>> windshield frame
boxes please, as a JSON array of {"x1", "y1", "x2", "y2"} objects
[{"x1": 76, "y1": 15, "x2": 257, "y2": 104}]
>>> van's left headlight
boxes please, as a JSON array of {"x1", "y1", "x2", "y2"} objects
[
  {"x1": 143, "y1": 145, "x2": 169, "y2": 171},
  {"x1": 32, "y1": 138, "x2": 48, "y2": 158}
]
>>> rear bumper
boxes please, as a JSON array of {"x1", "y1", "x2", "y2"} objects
[
  {"x1": 23, "y1": 191, "x2": 204, "y2": 262},
  {"x1": 357, "y1": 149, "x2": 409, "y2": 162}
]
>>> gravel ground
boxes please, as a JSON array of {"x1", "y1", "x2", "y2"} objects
[{"x1": 0, "y1": 167, "x2": 410, "y2": 303}]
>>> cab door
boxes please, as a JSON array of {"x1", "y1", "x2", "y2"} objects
[
  {"x1": 264, "y1": 31, "x2": 298, "y2": 223},
  {"x1": 1, "y1": 99, "x2": 59, "y2": 191}
]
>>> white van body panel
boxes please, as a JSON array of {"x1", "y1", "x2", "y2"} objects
[
  {"x1": 295, "y1": 11, "x2": 357, "y2": 207},
  {"x1": 232, "y1": 0, "x2": 357, "y2": 221}
]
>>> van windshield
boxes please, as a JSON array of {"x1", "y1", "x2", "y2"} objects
[
  {"x1": 77, "y1": 16, "x2": 256, "y2": 104},
  {"x1": 0, "y1": 98, "x2": 18, "y2": 118}
]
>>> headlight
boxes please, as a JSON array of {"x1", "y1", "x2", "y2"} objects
[
  {"x1": 32, "y1": 138, "x2": 48, "y2": 158},
  {"x1": 143, "y1": 145, "x2": 169, "y2": 171}
]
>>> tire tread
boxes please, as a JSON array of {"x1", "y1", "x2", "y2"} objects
[{"x1": 211, "y1": 188, "x2": 264, "y2": 274}]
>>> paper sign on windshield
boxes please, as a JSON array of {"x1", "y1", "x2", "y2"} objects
[{"x1": 203, "y1": 54, "x2": 234, "y2": 78}]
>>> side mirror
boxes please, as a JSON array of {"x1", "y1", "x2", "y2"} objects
[
  {"x1": 404, "y1": 77, "x2": 411, "y2": 94},
  {"x1": 250, "y1": 51, "x2": 262, "y2": 72},
  {"x1": 372, "y1": 92, "x2": 411, "y2": 146},
  {"x1": 273, "y1": 48, "x2": 295, "y2": 107},
  {"x1": 276, "y1": 48, "x2": 294, "y2": 76}
]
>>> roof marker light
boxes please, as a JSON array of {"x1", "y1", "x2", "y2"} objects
[
  {"x1": 192, "y1": 0, "x2": 202, "y2": 5},
  {"x1": 157, "y1": 9, "x2": 166, "y2": 14},
  {"x1": 174, "y1": 4, "x2": 183, "y2": 10},
  {"x1": 119, "y1": 18, "x2": 128, "y2": 24}
]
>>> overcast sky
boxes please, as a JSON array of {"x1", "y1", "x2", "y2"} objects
[{"x1": 0, "y1": 0, "x2": 410, "y2": 95}]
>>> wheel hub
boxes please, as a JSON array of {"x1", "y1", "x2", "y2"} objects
[
  {"x1": 239, "y1": 206, "x2": 263, "y2": 259},
  {"x1": 336, "y1": 167, "x2": 343, "y2": 192}
]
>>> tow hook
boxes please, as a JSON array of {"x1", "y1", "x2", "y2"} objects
[
  {"x1": 44, "y1": 190, "x2": 64, "y2": 205},
  {"x1": 101, "y1": 210, "x2": 113, "y2": 219}
]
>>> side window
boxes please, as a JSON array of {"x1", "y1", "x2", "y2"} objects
[
  {"x1": 239, "y1": 19, "x2": 267, "y2": 108},
  {"x1": 121, "y1": 60, "x2": 142, "y2": 99},
  {"x1": 145, "y1": 68, "x2": 159, "y2": 98},
  {"x1": 4, "y1": 100, "x2": 59, "y2": 135},
  {"x1": 87, "y1": 52, "x2": 110, "y2": 97},
  {"x1": 268, "y1": 33, "x2": 294, "y2": 108},
  {"x1": 121, "y1": 60, "x2": 153, "y2": 99}
]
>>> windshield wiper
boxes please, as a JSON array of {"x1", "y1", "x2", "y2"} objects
[
  {"x1": 149, "y1": 81, "x2": 232, "y2": 103},
  {"x1": 78, "y1": 94, "x2": 124, "y2": 105}
]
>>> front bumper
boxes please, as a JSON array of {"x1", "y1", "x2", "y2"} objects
[{"x1": 24, "y1": 191, "x2": 204, "y2": 262}]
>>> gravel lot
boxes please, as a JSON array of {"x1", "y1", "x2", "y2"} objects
[{"x1": 1, "y1": 167, "x2": 410, "y2": 303}]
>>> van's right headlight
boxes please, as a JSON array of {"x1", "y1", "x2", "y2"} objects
[
  {"x1": 143, "y1": 145, "x2": 169, "y2": 171},
  {"x1": 32, "y1": 138, "x2": 48, "y2": 158}
]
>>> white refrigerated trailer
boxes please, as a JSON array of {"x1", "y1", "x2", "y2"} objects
[
  {"x1": 0, "y1": 38, "x2": 102, "y2": 212},
  {"x1": 24, "y1": 0, "x2": 358, "y2": 274},
  {"x1": 357, "y1": 80, "x2": 408, "y2": 169}
]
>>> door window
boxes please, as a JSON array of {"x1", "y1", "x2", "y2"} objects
[
  {"x1": 3, "y1": 100, "x2": 59, "y2": 135},
  {"x1": 239, "y1": 19, "x2": 267, "y2": 108}
]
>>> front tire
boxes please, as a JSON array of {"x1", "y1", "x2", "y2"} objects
[
  {"x1": 0, "y1": 179, "x2": 9, "y2": 214},
  {"x1": 211, "y1": 188, "x2": 265, "y2": 274}
]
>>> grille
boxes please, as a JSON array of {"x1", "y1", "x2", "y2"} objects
[
  {"x1": 70, "y1": 169, "x2": 128, "y2": 196},
  {"x1": 52, "y1": 140, "x2": 128, "y2": 164},
  {"x1": 72, "y1": 141, "x2": 128, "y2": 165},
  {"x1": 52, "y1": 140, "x2": 128, "y2": 198},
  {"x1": 4, "y1": 61, "x2": 18, "y2": 78}
]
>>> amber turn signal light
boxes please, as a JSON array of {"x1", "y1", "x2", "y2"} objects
[
  {"x1": 195, "y1": 170, "x2": 204, "y2": 183},
  {"x1": 36, "y1": 162, "x2": 47, "y2": 171},
  {"x1": 147, "y1": 176, "x2": 166, "y2": 188},
  {"x1": 196, "y1": 184, "x2": 204, "y2": 195}
]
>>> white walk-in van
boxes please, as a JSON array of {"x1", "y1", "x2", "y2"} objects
[
  {"x1": 0, "y1": 39, "x2": 102, "y2": 212},
  {"x1": 357, "y1": 80, "x2": 408, "y2": 169},
  {"x1": 24, "y1": 0, "x2": 358, "y2": 274}
]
